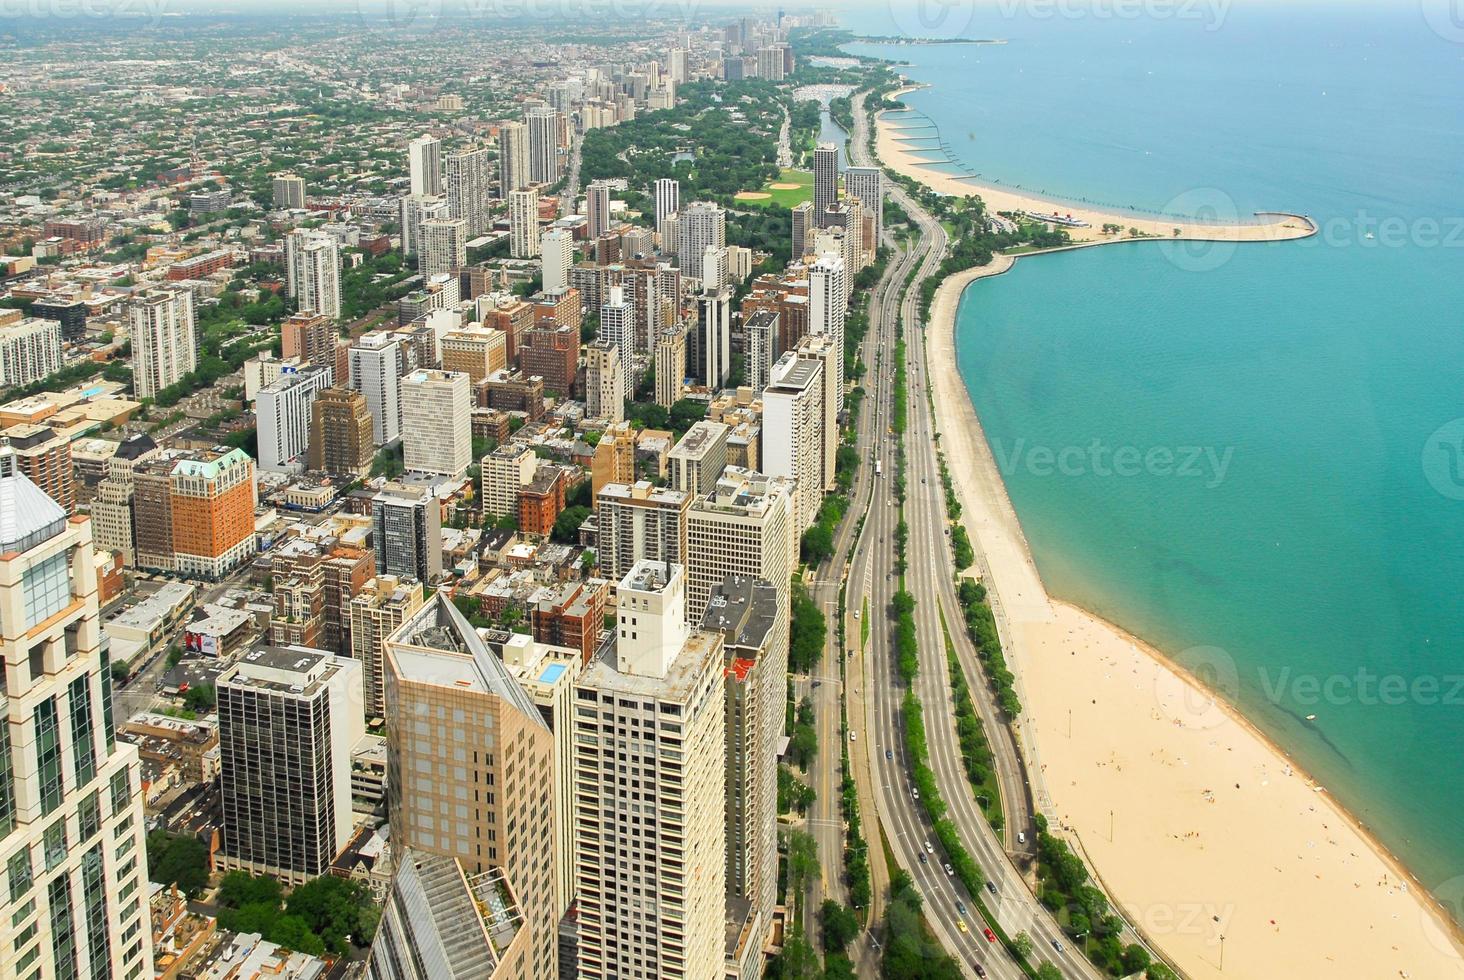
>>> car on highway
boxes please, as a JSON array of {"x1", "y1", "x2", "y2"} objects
[
  {"x1": 911, "y1": 787, "x2": 919, "y2": 801},
  {"x1": 849, "y1": 730, "x2": 857, "y2": 742},
  {"x1": 924, "y1": 840, "x2": 934, "y2": 854},
  {"x1": 944, "y1": 863, "x2": 954, "y2": 876},
  {"x1": 985, "y1": 880, "x2": 997, "y2": 895},
  {"x1": 885, "y1": 749, "x2": 893, "y2": 760},
  {"x1": 974, "y1": 965, "x2": 987, "y2": 978},
  {"x1": 955, "y1": 919, "x2": 967, "y2": 934},
  {"x1": 956, "y1": 901, "x2": 967, "y2": 916},
  {"x1": 918, "y1": 853, "x2": 927, "y2": 865},
  {"x1": 982, "y1": 927, "x2": 997, "y2": 944},
  {"x1": 1017, "y1": 831, "x2": 1027, "y2": 845},
  {"x1": 1052, "y1": 939, "x2": 1065, "y2": 953}
]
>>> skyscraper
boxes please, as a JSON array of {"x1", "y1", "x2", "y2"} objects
[
  {"x1": 574, "y1": 562, "x2": 726, "y2": 980},
  {"x1": 371, "y1": 483, "x2": 442, "y2": 584},
  {"x1": 348, "y1": 576, "x2": 424, "y2": 722},
  {"x1": 307, "y1": 386, "x2": 374, "y2": 477},
  {"x1": 676, "y1": 201, "x2": 725, "y2": 274},
  {"x1": 349, "y1": 332, "x2": 405, "y2": 446},
  {"x1": 654, "y1": 325, "x2": 686, "y2": 408},
  {"x1": 256, "y1": 365, "x2": 332, "y2": 472},
  {"x1": 790, "y1": 200, "x2": 814, "y2": 259},
  {"x1": 744, "y1": 308, "x2": 779, "y2": 392},
  {"x1": 0, "y1": 447, "x2": 155, "y2": 980},
  {"x1": 655, "y1": 176, "x2": 680, "y2": 238},
  {"x1": 808, "y1": 251, "x2": 848, "y2": 410},
  {"x1": 667, "y1": 419, "x2": 730, "y2": 498},
  {"x1": 510, "y1": 188, "x2": 540, "y2": 258},
  {"x1": 217, "y1": 647, "x2": 365, "y2": 886},
  {"x1": 599, "y1": 283, "x2": 634, "y2": 373},
  {"x1": 418, "y1": 217, "x2": 468, "y2": 277},
  {"x1": 813, "y1": 142, "x2": 840, "y2": 225},
  {"x1": 844, "y1": 165, "x2": 884, "y2": 245},
  {"x1": 0, "y1": 317, "x2": 63, "y2": 389},
  {"x1": 497, "y1": 121, "x2": 530, "y2": 196},
  {"x1": 272, "y1": 172, "x2": 306, "y2": 208},
  {"x1": 696, "y1": 286, "x2": 732, "y2": 388},
  {"x1": 129, "y1": 287, "x2": 197, "y2": 399},
  {"x1": 408, "y1": 134, "x2": 443, "y2": 197},
  {"x1": 285, "y1": 229, "x2": 343, "y2": 319},
  {"x1": 763, "y1": 350, "x2": 827, "y2": 536},
  {"x1": 585, "y1": 341, "x2": 625, "y2": 423},
  {"x1": 595, "y1": 481, "x2": 690, "y2": 584},
  {"x1": 386, "y1": 595, "x2": 562, "y2": 977},
  {"x1": 400, "y1": 369, "x2": 472, "y2": 478},
  {"x1": 540, "y1": 228, "x2": 574, "y2": 295},
  {"x1": 446, "y1": 147, "x2": 493, "y2": 235},
  {"x1": 527, "y1": 106, "x2": 561, "y2": 185},
  {"x1": 585, "y1": 179, "x2": 612, "y2": 239}
]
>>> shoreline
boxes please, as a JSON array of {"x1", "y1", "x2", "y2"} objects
[
  {"x1": 924, "y1": 252, "x2": 1464, "y2": 977},
  {"x1": 878, "y1": 84, "x2": 1316, "y2": 244}
]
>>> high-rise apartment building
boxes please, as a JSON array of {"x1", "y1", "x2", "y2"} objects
[
  {"x1": 808, "y1": 252, "x2": 848, "y2": 411},
  {"x1": 1, "y1": 423, "x2": 73, "y2": 514},
  {"x1": 667, "y1": 419, "x2": 730, "y2": 498},
  {"x1": 256, "y1": 364, "x2": 332, "y2": 472},
  {"x1": 509, "y1": 188, "x2": 540, "y2": 259},
  {"x1": 272, "y1": 172, "x2": 306, "y2": 208},
  {"x1": 574, "y1": 561, "x2": 726, "y2": 980},
  {"x1": 408, "y1": 134, "x2": 443, "y2": 198},
  {"x1": 446, "y1": 147, "x2": 493, "y2": 236},
  {"x1": 440, "y1": 326, "x2": 507, "y2": 383},
  {"x1": 217, "y1": 647, "x2": 364, "y2": 886},
  {"x1": 497, "y1": 121, "x2": 530, "y2": 196},
  {"x1": 527, "y1": 106, "x2": 561, "y2": 185},
  {"x1": 371, "y1": 483, "x2": 442, "y2": 584},
  {"x1": 517, "y1": 324, "x2": 577, "y2": 397},
  {"x1": 696, "y1": 286, "x2": 732, "y2": 388},
  {"x1": 599, "y1": 284, "x2": 634, "y2": 372},
  {"x1": 480, "y1": 442, "x2": 538, "y2": 519},
  {"x1": 386, "y1": 595, "x2": 561, "y2": 977},
  {"x1": 348, "y1": 576, "x2": 424, "y2": 722},
  {"x1": 676, "y1": 201, "x2": 725, "y2": 274},
  {"x1": 281, "y1": 312, "x2": 336, "y2": 374},
  {"x1": 0, "y1": 448, "x2": 155, "y2": 980},
  {"x1": 844, "y1": 165, "x2": 884, "y2": 244},
  {"x1": 744, "y1": 308, "x2": 779, "y2": 393},
  {"x1": 285, "y1": 229, "x2": 342, "y2": 319},
  {"x1": 654, "y1": 177, "x2": 680, "y2": 238},
  {"x1": 585, "y1": 180, "x2": 612, "y2": 240},
  {"x1": 349, "y1": 331, "x2": 405, "y2": 446},
  {"x1": 418, "y1": 218, "x2": 468, "y2": 278},
  {"x1": 763, "y1": 350, "x2": 827, "y2": 537},
  {"x1": 400, "y1": 194, "x2": 448, "y2": 259},
  {"x1": 796, "y1": 331, "x2": 841, "y2": 498},
  {"x1": 702, "y1": 574, "x2": 783, "y2": 970},
  {"x1": 813, "y1": 142, "x2": 840, "y2": 226},
  {"x1": 90, "y1": 433, "x2": 160, "y2": 566},
  {"x1": 401, "y1": 369, "x2": 471, "y2": 478},
  {"x1": 594, "y1": 481, "x2": 690, "y2": 583},
  {"x1": 129, "y1": 287, "x2": 197, "y2": 400},
  {"x1": 0, "y1": 317, "x2": 63, "y2": 389},
  {"x1": 131, "y1": 447, "x2": 258, "y2": 580},
  {"x1": 540, "y1": 228, "x2": 574, "y2": 295},
  {"x1": 584, "y1": 341, "x2": 624, "y2": 423},
  {"x1": 791, "y1": 200, "x2": 814, "y2": 259},
  {"x1": 307, "y1": 386, "x2": 375, "y2": 477},
  {"x1": 654, "y1": 325, "x2": 686, "y2": 409}
]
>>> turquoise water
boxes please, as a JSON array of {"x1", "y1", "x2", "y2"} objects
[{"x1": 845, "y1": 4, "x2": 1464, "y2": 898}]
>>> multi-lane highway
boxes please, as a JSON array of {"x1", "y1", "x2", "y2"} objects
[{"x1": 841, "y1": 91, "x2": 1104, "y2": 979}]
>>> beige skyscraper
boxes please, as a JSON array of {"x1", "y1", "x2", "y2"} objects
[
  {"x1": 540, "y1": 227, "x2": 575, "y2": 295},
  {"x1": 509, "y1": 188, "x2": 540, "y2": 259},
  {"x1": 129, "y1": 286, "x2": 197, "y2": 399},
  {"x1": 654, "y1": 325, "x2": 686, "y2": 408},
  {"x1": 585, "y1": 179, "x2": 612, "y2": 240},
  {"x1": 526, "y1": 105, "x2": 561, "y2": 185},
  {"x1": 308, "y1": 386, "x2": 375, "y2": 477},
  {"x1": 348, "y1": 576, "x2": 424, "y2": 722},
  {"x1": 667, "y1": 419, "x2": 730, "y2": 498},
  {"x1": 584, "y1": 340, "x2": 624, "y2": 423},
  {"x1": 386, "y1": 595, "x2": 561, "y2": 978},
  {"x1": 0, "y1": 448, "x2": 155, "y2": 980},
  {"x1": 418, "y1": 217, "x2": 467, "y2": 277},
  {"x1": 574, "y1": 562, "x2": 725, "y2": 980},
  {"x1": 796, "y1": 331, "x2": 840, "y2": 494},
  {"x1": 497, "y1": 120, "x2": 530, "y2": 196},
  {"x1": 401, "y1": 369, "x2": 472, "y2": 479}
]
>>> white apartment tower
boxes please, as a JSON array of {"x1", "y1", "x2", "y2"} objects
[
  {"x1": 599, "y1": 284, "x2": 634, "y2": 373},
  {"x1": 654, "y1": 177, "x2": 680, "y2": 238},
  {"x1": 510, "y1": 188, "x2": 540, "y2": 259},
  {"x1": 285, "y1": 229, "x2": 342, "y2": 319},
  {"x1": 0, "y1": 318, "x2": 63, "y2": 389},
  {"x1": 446, "y1": 147, "x2": 493, "y2": 235},
  {"x1": 408, "y1": 134, "x2": 443, "y2": 197},
  {"x1": 676, "y1": 201, "x2": 725, "y2": 274},
  {"x1": 527, "y1": 106, "x2": 561, "y2": 185},
  {"x1": 349, "y1": 331, "x2": 405, "y2": 446},
  {"x1": 844, "y1": 165, "x2": 884, "y2": 244},
  {"x1": 129, "y1": 287, "x2": 197, "y2": 399},
  {"x1": 540, "y1": 228, "x2": 574, "y2": 295},
  {"x1": 808, "y1": 252, "x2": 848, "y2": 410},
  {"x1": 256, "y1": 365, "x2": 332, "y2": 473},
  {"x1": 498, "y1": 120, "x2": 530, "y2": 196},
  {"x1": 654, "y1": 325, "x2": 686, "y2": 409},
  {"x1": 0, "y1": 448, "x2": 156, "y2": 980},
  {"x1": 585, "y1": 341, "x2": 625, "y2": 422},
  {"x1": 697, "y1": 287, "x2": 732, "y2": 389},
  {"x1": 763, "y1": 351, "x2": 827, "y2": 537},
  {"x1": 574, "y1": 561, "x2": 726, "y2": 980},
  {"x1": 399, "y1": 194, "x2": 448, "y2": 258},
  {"x1": 400, "y1": 369, "x2": 472, "y2": 479},
  {"x1": 418, "y1": 217, "x2": 468, "y2": 277}
]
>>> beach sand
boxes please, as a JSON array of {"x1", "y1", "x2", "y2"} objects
[
  {"x1": 878, "y1": 88, "x2": 1314, "y2": 244},
  {"x1": 925, "y1": 256, "x2": 1464, "y2": 978}
]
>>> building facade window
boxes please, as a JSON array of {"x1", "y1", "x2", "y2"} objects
[
  {"x1": 22, "y1": 552, "x2": 71, "y2": 628},
  {"x1": 69, "y1": 676, "x2": 97, "y2": 787},
  {"x1": 35, "y1": 699, "x2": 63, "y2": 816},
  {"x1": 48, "y1": 871, "x2": 78, "y2": 980}
]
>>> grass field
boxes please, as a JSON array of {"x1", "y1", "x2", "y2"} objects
[{"x1": 736, "y1": 168, "x2": 814, "y2": 208}]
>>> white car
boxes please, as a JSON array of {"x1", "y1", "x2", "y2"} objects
[
  {"x1": 924, "y1": 840, "x2": 935, "y2": 854},
  {"x1": 849, "y1": 730, "x2": 857, "y2": 742}
]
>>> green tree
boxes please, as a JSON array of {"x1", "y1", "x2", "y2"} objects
[
  {"x1": 785, "y1": 829, "x2": 819, "y2": 894},
  {"x1": 553, "y1": 505, "x2": 590, "y2": 544},
  {"x1": 146, "y1": 831, "x2": 209, "y2": 899},
  {"x1": 818, "y1": 900, "x2": 860, "y2": 954},
  {"x1": 1012, "y1": 931, "x2": 1034, "y2": 959},
  {"x1": 286, "y1": 875, "x2": 381, "y2": 953}
]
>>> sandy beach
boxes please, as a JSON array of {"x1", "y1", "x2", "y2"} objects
[
  {"x1": 925, "y1": 256, "x2": 1464, "y2": 978},
  {"x1": 878, "y1": 86, "x2": 1314, "y2": 244}
]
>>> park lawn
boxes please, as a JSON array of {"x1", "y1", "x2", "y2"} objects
[{"x1": 737, "y1": 168, "x2": 814, "y2": 208}]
